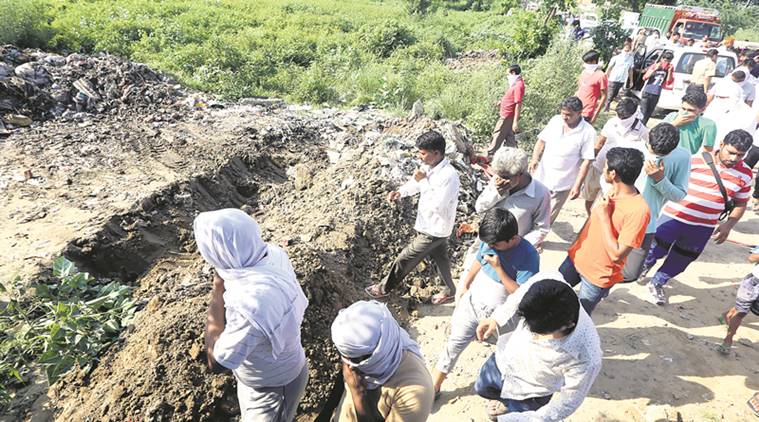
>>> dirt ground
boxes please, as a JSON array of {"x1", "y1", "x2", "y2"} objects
[
  {"x1": 412, "y1": 199, "x2": 759, "y2": 422},
  {"x1": 2, "y1": 58, "x2": 758, "y2": 421}
]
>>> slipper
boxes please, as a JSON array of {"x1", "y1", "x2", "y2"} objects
[
  {"x1": 431, "y1": 292, "x2": 454, "y2": 305},
  {"x1": 716, "y1": 343, "x2": 731, "y2": 355},
  {"x1": 364, "y1": 284, "x2": 389, "y2": 299}
]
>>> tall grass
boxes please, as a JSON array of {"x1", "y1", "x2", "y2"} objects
[{"x1": 1, "y1": 0, "x2": 576, "y2": 145}]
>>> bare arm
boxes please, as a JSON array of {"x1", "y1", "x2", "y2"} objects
[
  {"x1": 712, "y1": 205, "x2": 747, "y2": 244},
  {"x1": 512, "y1": 102, "x2": 521, "y2": 132},
  {"x1": 462, "y1": 260, "x2": 482, "y2": 291},
  {"x1": 592, "y1": 89, "x2": 607, "y2": 122},
  {"x1": 569, "y1": 159, "x2": 592, "y2": 200},
  {"x1": 596, "y1": 197, "x2": 634, "y2": 263},
  {"x1": 205, "y1": 273, "x2": 227, "y2": 372},
  {"x1": 493, "y1": 265, "x2": 519, "y2": 294},
  {"x1": 594, "y1": 135, "x2": 607, "y2": 156},
  {"x1": 748, "y1": 253, "x2": 759, "y2": 264},
  {"x1": 703, "y1": 75, "x2": 712, "y2": 93},
  {"x1": 529, "y1": 139, "x2": 546, "y2": 173}
]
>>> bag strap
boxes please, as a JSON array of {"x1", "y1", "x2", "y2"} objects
[{"x1": 700, "y1": 151, "x2": 731, "y2": 220}]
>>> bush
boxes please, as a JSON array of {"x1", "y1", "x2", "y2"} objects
[
  {"x1": 504, "y1": 10, "x2": 559, "y2": 60},
  {"x1": 0, "y1": 258, "x2": 135, "y2": 408},
  {"x1": 360, "y1": 20, "x2": 417, "y2": 58},
  {"x1": 519, "y1": 36, "x2": 584, "y2": 147},
  {"x1": 0, "y1": 0, "x2": 54, "y2": 48}
]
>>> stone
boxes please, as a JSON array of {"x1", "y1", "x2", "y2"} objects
[{"x1": 294, "y1": 164, "x2": 312, "y2": 190}]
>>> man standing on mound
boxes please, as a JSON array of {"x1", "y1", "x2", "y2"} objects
[{"x1": 365, "y1": 130, "x2": 461, "y2": 305}]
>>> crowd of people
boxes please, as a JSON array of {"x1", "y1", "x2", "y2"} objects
[{"x1": 189, "y1": 39, "x2": 759, "y2": 422}]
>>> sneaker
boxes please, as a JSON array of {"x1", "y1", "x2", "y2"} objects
[
  {"x1": 486, "y1": 400, "x2": 508, "y2": 421},
  {"x1": 648, "y1": 281, "x2": 667, "y2": 305}
]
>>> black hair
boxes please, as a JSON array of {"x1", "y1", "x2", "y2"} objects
[
  {"x1": 517, "y1": 279, "x2": 580, "y2": 335},
  {"x1": 624, "y1": 37, "x2": 633, "y2": 44},
  {"x1": 415, "y1": 130, "x2": 446, "y2": 154},
  {"x1": 649, "y1": 123, "x2": 680, "y2": 156},
  {"x1": 572, "y1": 19, "x2": 580, "y2": 26},
  {"x1": 508, "y1": 64, "x2": 521, "y2": 75},
  {"x1": 732, "y1": 70, "x2": 746, "y2": 82},
  {"x1": 707, "y1": 48, "x2": 719, "y2": 57},
  {"x1": 605, "y1": 147, "x2": 644, "y2": 185},
  {"x1": 615, "y1": 97, "x2": 638, "y2": 119},
  {"x1": 682, "y1": 90, "x2": 707, "y2": 109},
  {"x1": 661, "y1": 51, "x2": 674, "y2": 61},
  {"x1": 561, "y1": 96, "x2": 583, "y2": 113},
  {"x1": 722, "y1": 129, "x2": 753, "y2": 152},
  {"x1": 478, "y1": 208, "x2": 518, "y2": 244},
  {"x1": 582, "y1": 50, "x2": 600, "y2": 63}
]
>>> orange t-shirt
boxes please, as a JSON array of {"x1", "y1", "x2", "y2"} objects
[{"x1": 568, "y1": 193, "x2": 650, "y2": 288}]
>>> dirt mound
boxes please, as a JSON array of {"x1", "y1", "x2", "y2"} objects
[{"x1": 0, "y1": 94, "x2": 483, "y2": 420}]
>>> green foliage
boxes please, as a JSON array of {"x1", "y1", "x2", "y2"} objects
[
  {"x1": 0, "y1": 0, "x2": 54, "y2": 47},
  {"x1": 360, "y1": 20, "x2": 417, "y2": 58},
  {"x1": 503, "y1": 10, "x2": 559, "y2": 60},
  {"x1": 406, "y1": 0, "x2": 433, "y2": 15},
  {"x1": 735, "y1": 27, "x2": 759, "y2": 42},
  {"x1": 0, "y1": 258, "x2": 135, "y2": 408},
  {"x1": 590, "y1": 7, "x2": 629, "y2": 64},
  {"x1": 490, "y1": 0, "x2": 520, "y2": 15},
  {"x1": 679, "y1": 0, "x2": 759, "y2": 36},
  {"x1": 519, "y1": 36, "x2": 584, "y2": 146}
]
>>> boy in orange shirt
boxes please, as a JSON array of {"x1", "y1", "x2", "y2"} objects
[{"x1": 559, "y1": 147, "x2": 650, "y2": 314}]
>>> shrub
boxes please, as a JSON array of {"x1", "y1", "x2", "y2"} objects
[
  {"x1": 0, "y1": 258, "x2": 135, "y2": 408},
  {"x1": 0, "y1": 0, "x2": 54, "y2": 48},
  {"x1": 360, "y1": 20, "x2": 417, "y2": 58},
  {"x1": 504, "y1": 10, "x2": 559, "y2": 60}
]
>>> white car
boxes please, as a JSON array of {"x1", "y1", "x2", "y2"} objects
[{"x1": 631, "y1": 45, "x2": 737, "y2": 111}]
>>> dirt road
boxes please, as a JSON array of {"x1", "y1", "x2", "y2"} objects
[{"x1": 411, "y1": 198, "x2": 759, "y2": 422}]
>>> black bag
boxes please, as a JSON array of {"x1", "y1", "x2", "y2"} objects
[{"x1": 701, "y1": 152, "x2": 735, "y2": 221}]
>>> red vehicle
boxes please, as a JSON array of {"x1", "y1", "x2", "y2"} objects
[{"x1": 639, "y1": 5, "x2": 722, "y2": 42}]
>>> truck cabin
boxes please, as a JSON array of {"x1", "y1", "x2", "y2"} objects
[{"x1": 672, "y1": 20, "x2": 721, "y2": 43}]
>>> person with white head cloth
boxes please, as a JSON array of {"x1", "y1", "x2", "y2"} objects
[
  {"x1": 194, "y1": 208, "x2": 309, "y2": 422},
  {"x1": 330, "y1": 300, "x2": 434, "y2": 422}
]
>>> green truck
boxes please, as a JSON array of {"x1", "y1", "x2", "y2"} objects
[{"x1": 639, "y1": 4, "x2": 722, "y2": 42}]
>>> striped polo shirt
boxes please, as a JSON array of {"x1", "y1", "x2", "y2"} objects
[{"x1": 661, "y1": 154, "x2": 753, "y2": 228}]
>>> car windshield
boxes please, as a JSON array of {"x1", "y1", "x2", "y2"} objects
[
  {"x1": 675, "y1": 53, "x2": 736, "y2": 77},
  {"x1": 682, "y1": 22, "x2": 721, "y2": 40}
]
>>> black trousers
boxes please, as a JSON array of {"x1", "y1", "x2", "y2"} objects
[
  {"x1": 744, "y1": 145, "x2": 759, "y2": 200},
  {"x1": 640, "y1": 92, "x2": 660, "y2": 125},
  {"x1": 604, "y1": 81, "x2": 625, "y2": 111},
  {"x1": 379, "y1": 232, "x2": 455, "y2": 295}
]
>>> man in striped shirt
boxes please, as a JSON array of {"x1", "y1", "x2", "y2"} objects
[{"x1": 643, "y1": 130, "x2": 754, "y2": 305}]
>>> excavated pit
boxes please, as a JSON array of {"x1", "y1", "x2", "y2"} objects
[{"x1": 34, "y1": 120, "x2": 475, "y2": 421}]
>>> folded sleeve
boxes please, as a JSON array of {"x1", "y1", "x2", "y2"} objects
[{"x1": 212, "y1": 310, "x2": 263, "y2": 370}]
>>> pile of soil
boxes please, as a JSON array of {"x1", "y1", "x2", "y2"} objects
[{"x1": 0, "y1": 51, "x2": 486, "y2": 420}]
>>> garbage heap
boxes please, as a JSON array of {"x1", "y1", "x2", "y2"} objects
[{"x1": 0, "y1": 45, "x2": 186, "y2": 133}]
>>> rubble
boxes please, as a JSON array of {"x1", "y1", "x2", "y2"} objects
[{"x1": 0, "y1": 45, "x2": 189, "y2": 130}]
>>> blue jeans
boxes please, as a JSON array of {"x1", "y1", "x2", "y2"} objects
[
  {"x1": 559, "y1": 256, "x2": 609, "y2": 315},
  {"x1": 475, "y1": 353, "x2": 552, "y2": 412}
]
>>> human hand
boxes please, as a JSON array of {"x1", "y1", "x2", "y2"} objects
[
  {"x1": 644, "y1": 160, "x2": 665, "y2": 182},
  {"x1": 476, "y1": 318, "x2": 498, "y2": 341},
  {"x1": 512, "y1": 121, "x2": 519, "y2": 133},
  {"x1": 342, "y1": 362, "x2": 381, "y2": 418},
  {"x1": 455, "y1": 286, "x2": 468, "y2": 305},
  {"x1": 569, "y1": 185, "x2": 581, "y2": 200},
  {"x1": 414, "y1": 168, "x2": 427, "y2": 182},
  {"x1": 712, "y1": 222, "x2": 733, "y2": 244},
  {"x1": 528, "y1": 160, "x2": 539, "y2": 174},
  {"x1": 597, "y1": 195, "x2": 611, "y2": 219},
  {"x1": 483, "y1": 253, "x2": 500, "y2": 269},
  {"x1": 456, "y1": 222, "x2": 476, "y2": 239},
  {"x1": 387, "y1": 191, "x2": 401, "y2": 203},
  {"x1": 672, "y1": 112, "x2": 696, "y2": 127},
  {"x1": 494, "y1": 175, "x2": 510, "y2": 195}
]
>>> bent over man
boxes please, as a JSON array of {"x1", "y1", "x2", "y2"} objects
[{"x1": 195, "y1": 209, "x2": 309, "y2": 422}]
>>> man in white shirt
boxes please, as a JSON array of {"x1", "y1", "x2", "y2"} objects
[
  {"x1": 708, "y1": 71, "x2": 751, "y2": 108},
  {"x1": 474, "y1": 271, "x2": 602, "y2": 421},
  {"x1": 603, "y1": 38, "x2": 635, "y2": 112},
  {"x1": 704, "y1": 73, "x2": 756, "y2": 147},
  {"x1": 585, "y1": 97, "x2": 650, "y2": 213},
  {"x1": 529, "y1": 96, "x2": 596, "y2": 224},
  {"x1": 366, "y1": 130, "x2": 461, "y2": 304}
]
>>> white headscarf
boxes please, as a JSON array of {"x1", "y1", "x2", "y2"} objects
[
  {"x1": 193, "y1": 208, "x2": 308, "y2": 359},
  {"x1": 331, "y1": 300, "x2": 422, "y2": 390}
]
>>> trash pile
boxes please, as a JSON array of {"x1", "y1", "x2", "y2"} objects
[{"x1": 0, "y1": 45, "x2": 186, "y2": 134}]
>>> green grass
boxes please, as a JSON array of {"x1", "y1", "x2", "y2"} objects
[{"x1": 1, "y1": 0, "x2": 573, "y2": 144}]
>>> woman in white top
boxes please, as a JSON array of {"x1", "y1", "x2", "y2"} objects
[{"x1": 194, "y1": 208, "x2": 309, "y2": 422}]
